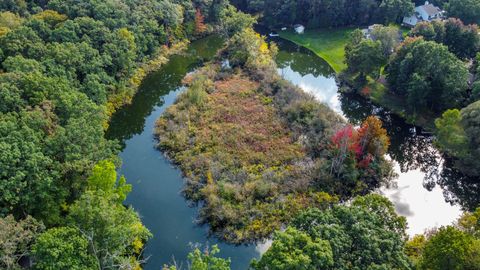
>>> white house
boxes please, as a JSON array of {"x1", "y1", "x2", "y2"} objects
[
  {"x1": 294, "y1": 24, "x2": 305, "y2": 34},
  {"x1": 403, "y1": 1, "x2": 444, "y2": 27}
]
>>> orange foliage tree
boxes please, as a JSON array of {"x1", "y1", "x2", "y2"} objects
[
  {"x1": 195, "y1": 8, "x2": 207, "y2": 34},
  {"x1": 330, "y1": 116, "x2": 390, "y2": 174}
]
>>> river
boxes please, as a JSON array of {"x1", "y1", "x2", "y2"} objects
[{"x1": 106, "y1": 35, "x2": 465, "y2": 269}]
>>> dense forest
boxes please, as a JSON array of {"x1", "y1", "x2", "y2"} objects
[
  {"x1": 0, "y1": 0, "x2": 252, "y2": 268},
  {"x1": 231, "y1": 0, "x2": 415, "y2": 28},
  {"x1": 1, "y1": 0, "x2": 480, "y2": 269}
]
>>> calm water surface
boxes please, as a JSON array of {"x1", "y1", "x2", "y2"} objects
[
  {"x1": 107, "y1": 36, "x2": 262, "y2": 270},
  {"x1": 272, "y1": 37, "x2": 462, "y2": 236},
  {"x1": 107, "y1": 34, "x2": 467, "y2": 269}
]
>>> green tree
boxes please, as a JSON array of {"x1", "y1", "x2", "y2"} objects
[
  {"x1": 410, "y1": 22, "x2": 437, "y2": 41},
  {"x1": 379, "y1": 0, "x2": 414, "y2": 24},
  {"x1": 225, "y1": 28, "x2": 276, "y2": 71},
  {"x1": 32, "y1": 10, "x2": 68, "y2": 26},
  {"x1": 419, "y1": 226, "x2": 480, "y2": 270},
  {"x1": 445, "y1": 0, "x2": 480, "y2": 25},
  {"x1": 435, "y1": 109, "x2": 468, "y2": 157},
  {"x1": 188, "y1": 245, "x2": 231, "y2": 270},
  {"x1": 86, "y1": 160, "x2": 131, "y2": 202},
  {"x1": 371, "y1": 25, "x2": 402, "y2": 56},
  {"x1": 164, "y1": 245, "x2": 231, "y2": 270},
  {"x1": 444, "y1": 18, "x2": 480, "y2": 59},
  {"x1": 256, "y1": 194, "x2": 412, "y2": 270},
  {"x1": 458, "y1": 207, "x2": 480, "y2": 238},
  {"x1": 32, "y1": 227, "x2": 97, "y2": 270},
  {"x1": 0, "y1": 109, "x2": 63, "y2": 224},
  {"x1": 0, "y1": 215, "x2": 44, "y2": 270},
  {"x1": 456, "y1": 100, "x2": 480, "y2": 176},
  {"x1": 251, "y1": 227, "x2": 333, "y2": 270},
  {"x1": 386, "y1": 38, "x2": 468, "y2": 114},
  {"x1": 67, "y1": 160, "x2": 151, "y2": 270},
  {"x1": 405, "y1": 235, "x2": 427, "y2": 267},
  {"x1": 104, "y1": 28, "x2": 137, "y2": 78},
  {"x1": 0, "y1": 11, "x2": 23, "y2": 29},
  {"x1": 412, "y1": 20, "x2": 447, "y2": 43},
  {"x1": 345, "y1": 39, "x2": 386, "y2": 79},
  {"x1": 0, "y1": 0, "x2": 27, "y2": 15},
  {"x1": 2, "y1": 55, "x2": 43, "y2": 73},
  {"x1": 219, "y1": 4, "x2": 255, "y2": 37}
]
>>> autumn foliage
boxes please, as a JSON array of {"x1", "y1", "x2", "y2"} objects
[
  {"x1": 155, "y1": 31, "x2": 395, "y2": 243},
  {"x1": 331, "y1": 116, "x2": 391, "y2": 176},
  {"x1": 195, "y1": 8, "x2": 207, "y2": 34}
]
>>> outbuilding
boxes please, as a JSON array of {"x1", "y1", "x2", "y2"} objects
[{"x1": 294, "y1": 24, "x2": 305, "y2": 34}]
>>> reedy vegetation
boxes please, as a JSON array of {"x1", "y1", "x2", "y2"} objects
[{"x1": 155, "y1": 28, "x2": 396, "y2": 243}]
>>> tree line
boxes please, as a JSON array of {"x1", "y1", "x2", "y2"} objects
[
  {"x1": 164, "y1": 196, "x2": 480, "y2": 270},
  {"x1": 231, "y1": 0, "x2": 415, "y2": 28},
  {"x1": 0, "y1": 0, "x2": 253, "y2": 269}
]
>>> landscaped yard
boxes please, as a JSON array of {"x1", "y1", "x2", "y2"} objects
[{"x1": 279, "y1": 28, "x2": 355, "y2": 73}]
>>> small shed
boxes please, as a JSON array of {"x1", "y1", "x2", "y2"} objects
[{"x1": 294, "y1": 24, "x2": 305, "y2": 34}]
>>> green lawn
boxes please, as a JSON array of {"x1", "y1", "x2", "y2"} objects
[{"x1": 279, "y1": 28, "x2": 355, "y2": 73}]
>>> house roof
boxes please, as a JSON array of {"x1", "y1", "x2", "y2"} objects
[{"x1": 419, "y1": 4, "x2": 442, "y2": 16}]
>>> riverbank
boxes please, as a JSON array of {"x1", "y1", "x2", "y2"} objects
[
  {"x1": 106, "y1": 32, "x2": 467, "y2": 269},
  {"x1": 279, "y1": 28, "x2": 354, "y2": 73},
  {"x1": 277, "y1": 27, "x2": 440, "y2": 129},
  {"x1": 154, "y1": 29, "x2": 397, "y2": 244},
  {"x1": 104, "y1": 41, "x2": 190, "y2": 127},
  {"x1": 154, "y1": 62, "x2": 340, "y2": 243},
  {"x1": 338, "y1": 75, "x2": 438, "y2": 130},
  {"x1": 106, "y1": 35, "x2": 268, "y2": 270}
]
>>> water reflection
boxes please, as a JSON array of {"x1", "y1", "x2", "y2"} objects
[
  {"x1": 338, "y1": 93, "x2": 442, "y2": 175},
  {"x1": 339, "y1": 92, "x2": 480, "y2": 213},
  {"x1": 275, "y1": 39, "x2": 335, "y2": 77},
  {"x1": 273, "y1": 37, "x2": 465, "y2": 235},
  {"x1": 105, "y1": 32, "x2": 477, "y2": 269},
  {"x1": 106, "y1": 36, "x2": 224, "y2": 145},
  {"x1": 106, "y1": 36, "x2": 262, "y2": 270},
  {"x1": 274, "y1": 39, "x2": 342, "y2": 112},
  {"x1": 430, "y1": 157, "x2": 480, "y2": 211}
]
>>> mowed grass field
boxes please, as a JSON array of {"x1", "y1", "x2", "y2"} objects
[{"x1": 279, "y1": 27, "x2": 356, "y2": 73}]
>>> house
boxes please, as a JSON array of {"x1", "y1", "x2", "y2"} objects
[
  {"x1": 403, "y1": 1, "x2": 444, "y2": 27},
  {"x1": 362, "y1": 24, "x2": 404, "y2": 54},
  {"x1": 362, "y1": 24, "x2": 383, "y2": 39},
  {"x1": 294, "y1": 24, "x2": 305, "y2": 34}
]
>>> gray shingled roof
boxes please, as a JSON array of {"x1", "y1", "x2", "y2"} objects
[{"x1": 420, "y1": 4, "x2": 441, "y2": 16}]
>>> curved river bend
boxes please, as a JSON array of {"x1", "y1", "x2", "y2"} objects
[{"x1": 107, "y1": 35, "x2": 462, "y2": 269}]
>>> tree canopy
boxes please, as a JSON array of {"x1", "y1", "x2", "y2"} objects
[
  {"x1": 232, "y1": 0, "x2": 413, "y2": 28},
  {"x1": 32, "y1": 227, "x2": 97, "y2": 270},
  {"x1": 410, "y1": 18, "x2": 480, "y2": 59},
  {"x1": 386, "y1": 38, "x2": 469, "y2": 114},
  {"x1": 445, "y1": 0, "x2": 480, "y2": 25},
  {"x1": 253, "y1": 194, "x2": 412, "y2": 270},
  {"x1": 407, "y1": 207, "x2": 480, "y2": 270}
]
